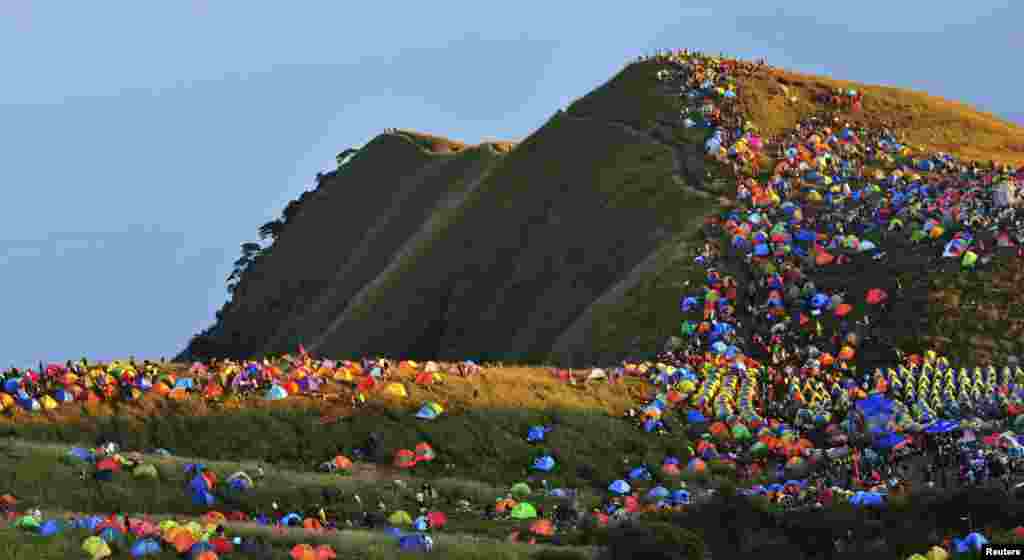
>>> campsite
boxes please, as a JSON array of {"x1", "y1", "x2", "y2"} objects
[{"x1": 4, "y1": 6, "x2": 1024, "y2": 559}]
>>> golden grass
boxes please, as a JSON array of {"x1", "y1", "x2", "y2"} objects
[{"x1": 735, "y1": 67, "x2": 1024, "y2": 166}]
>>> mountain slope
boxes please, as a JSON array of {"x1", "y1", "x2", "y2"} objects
[{"x1": 181, "y1": 55, "x2": 1024, "y2": 367}]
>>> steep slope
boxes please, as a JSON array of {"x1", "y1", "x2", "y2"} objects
[
  {"x1": 182, "y1": 55, "x2": 1024, "y2": 367},
  {"x1": 190, "y1": 132, "x2": 509, "y2": 359}
]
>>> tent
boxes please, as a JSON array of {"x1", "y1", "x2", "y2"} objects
[
  {"x1": 532, "y1": 455, "x2": 556, "y2": 472},
  {"x1": 414, "y1": 442, "x2": 436, "y2": 463},
  {"x1": 82, "y1": 536, "x2": 112, "y2": 560},
  {"x1": 526, "y1": 426, "x2": 550, "y2": 443},
  {"x1": 384, "y1": 383, "x2": 408, "y2": 398},
  {"x1": 398, "y1": 534, "x2": 434, "y2": 552},
  {"x1": 608, "y1": 480, "x2": 631, "y2": 495},
  {"x1": 509, "y1": 502, "x2": 538, "y2": 519},
  {"x1": 130, "y1": 538, "x2": 162, "y2": 557},
  {"x1": 394, "y1": 449, "x2": 417, "y2": 469},
  {"x1": 510, "y1": 482, "x2": 532, "y2": 498},
  {"x1": 414, "y1": 401, "x2": 443, "y2": 420},
  {"x1": 388, "y1": 511, "x2": 413, "y2": 526},
  {"x1": 530, "y1": 519, "x2": 554, "y2": 536},
  {"x1": 264, "y1": 385, "x2": 288, "y2": 400}
]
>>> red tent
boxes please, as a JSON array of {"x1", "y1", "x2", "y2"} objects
[{"x1": 865, "y1": 288, "x2": 888, "y2": 305}]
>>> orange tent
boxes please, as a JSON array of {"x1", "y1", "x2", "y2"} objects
[
  {"x1": 834, "y1": 303, "x2": 852, "y2": 317},
  {"x1": 153, "y1": 383, "x2": 171, "y2": 396},
  {"x1": 203, "y1": 511, "x2": 226, "y2": 525},
  {"x1": 168, "y1": 388, "x2": 188, "y2": 401},
  {"x1": 332, "y1": 455, "x2": 353, "y2": 470},
  {"x1": 838, "y1": 346, "x2": 855, "y2": 360},
  {"x1": 815, "y1": 251, "x2": 835, "y2": 266},
  {"x1": 414, "y1": 372, "x2": 435, "y2": 385},
  {"x1": 530, "y1": 519, "x2": 554, "y2": 536},
  {"x1": 284, "y1": 381, "x2": 300, "y2": 395},
  {"x1": 171, "y1": 532, "x2": 197, "y2": 553},
  {"x1": 302, "y1": 518, "x2": 323, "y2": 531},
  {"x1": 290, "y1": 544, "x2": 317, "y2": 560},
  {"x1": 203, "y1": 384, "x2": 224, "y2": 399},
  {"x1": 315, "y1": 545, "x2": 337, "y2": 559},
  {"x1": 495, "y1": 498, "x2": 517, "y2": 513}
]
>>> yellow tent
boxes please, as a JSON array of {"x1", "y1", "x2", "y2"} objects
[
  {"x1": 82, "y1": 536, "x2": 112, "y2": 560},
  {"x1": 384, "y1": 383, "x2": 408, "y2": 398},
  {"x1": 925, "y1": 546, "x2": 949, "y2": 560},
  {"x1": 0, "y1": 393, "x2": 14, "y2": 410},
  {"x1": 388, "y1": 510, "x2": 412, "y2": 525},
  {"x1": 39, "y1": 395, "x2": 58, "y2": 410},
  {"x1": 333, "y1": 369, "x2": 354, "y2": 382}
]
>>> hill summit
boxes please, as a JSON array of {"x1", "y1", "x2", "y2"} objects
[{"x1": 181, "y1": 50, "x2": 1024, "y2": 368}]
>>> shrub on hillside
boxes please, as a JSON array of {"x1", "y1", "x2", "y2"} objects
[{"x1": 598, "y1": 522, "x2": 704, "y2": 560}]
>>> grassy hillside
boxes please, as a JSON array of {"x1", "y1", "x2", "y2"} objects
[
  {"x1": 0, "y1": 364, "x2": 712, "y2": 495},
  {"x1": 182, "y1": 53, "x2": 1024, "y2": 367}
]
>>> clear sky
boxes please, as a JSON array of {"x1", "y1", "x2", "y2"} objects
[{"x1": 2, "y1": 1, "x2": 1021, "y2": 368}]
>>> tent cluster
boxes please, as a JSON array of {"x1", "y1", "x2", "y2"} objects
[
  {"x1": 0, "y1": 356, "x2": 467, "y2": 414},
  {"x1": 11, "y1": 509, "x2": 337, "y2": 560}
]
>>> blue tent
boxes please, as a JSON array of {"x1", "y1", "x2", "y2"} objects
[
  {"x1": 526, "y1": 426, "x2": 549, "y2": 443},
  {"x1": 68, "y1": 447, "x2": 93, "y2": 462},
  {"x1": 280, "y1": 513, "x2": 302, "y2": 526},
  {"x1": 130, "y1": 538, "x2": 162, "y2": 557},
  {"x1": 670, "y1": 490, "x2": 691, "y2": 504},
  {"x1": 856, "y1": 394, "x2": 894, "y2": 417},
  {"x1": 608, "y1": 480, "x2": 631, "y2": 495},
  {"x1": 264, "y1": 385, "x2": 288, "y2": 400},
  {"x1": 173, "y1": 378, "x2": 194, "y2": 390},
  {"x1": 647, "y1": 486, "x2": 670, "y2": 500},
  {"x1": 810, "y1": 293, "x2": 829, "y2": 309},
  {"x1": 413, "y1": 516, "x2": 428, "y2": 531},
  {"x1": 849, "y1": 492, "x2": 884, "y2": 507},
  {"x1": 549, "y1": 488, "x2": 568, "y2": 498},
  {"x1": 642, "y1": 418, "x2": 660, "y2": 433},
  {"x1": 38, "y1": 519, "x2": 61, "y2": 537},
  {"x1": 873, "y1": 432, "x2": 906, "y2": 450},
  {"x1": 663, "y1": 456, "x2": 680, "y2": 466},
  {"x1": 99, "y1": 527, "x2": 125, "y2": 544},
  {"x1": 53, "y1": 389, "x2": 74, "y2": 403},
  {"x1": 414, "y1": 404, "x2": 440, "y2": 420},
  {"x1": 753, "y1": 243, "x2": 770, "y2": 256},
  {"x1": 628, "y1": 467, "x2": 651, "y2": 481},
  {"x1": 3, "y1": 378, "x2": 21, "y2": 393},
  {"x1": 190, "y1": 488, "x2": 215, "y2": 506},
  {"x1": 532, "y1": 455, "x2": 556, "y2": 472},
  {"x1": 686, "y1": 410, "x2": 706, "y2": 423},
  {"x1": 136, "y1": 377, "x2": 153, "y2": 390},
  {"x1": 398, "y1": 534, "x2": 433, "y2": 552},
  {"x1": 385, "y1": 527, "x2": 404, "y2": 538},
  {"x1": 954, "y1": 532, "x2": 988, "y2": 554},
  {"x1": 76, "y1": 516, "x2": 104, "y2": 531},
  {"x1": 925, "y1": 420, "x2": 959, "y2": 433}
]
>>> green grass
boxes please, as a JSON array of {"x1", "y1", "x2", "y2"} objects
[
  {"x1": 0, "y1": 525, "x2": 590, "y2": 560},
  {"x1": 0, "y1": 398, "x2": 697, "y2": 498}
]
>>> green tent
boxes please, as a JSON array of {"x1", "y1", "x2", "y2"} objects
[
  {"x1": 510, "y1": 482, "x2": 531, "y2": 499},
  {"x1": 132, "y1": 464, "x2": 159, "y2": 479},
  {"x1": 731, "y1": 424, "x2": 752, "y2": 441},
  {"x1": 961, "y1": 251, "x2": 977, "y2": 269},
  {"x1": 510, "y1": 502, "x2": 537, "y2": 520},
  {"x1": 750, "y1": 441, "x2": 769, "y2": 457},
  {"x1": 14, "y1": 515, "x2": 39, "y2": 530}
]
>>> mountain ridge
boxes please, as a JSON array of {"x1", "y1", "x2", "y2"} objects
[{"x1": 180, "y1": 54, "x2": 1024, "y2": 367}]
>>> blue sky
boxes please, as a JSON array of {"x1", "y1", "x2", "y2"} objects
[{"x1": 2, "y1": 1, "x2": 1021, "y2": 368}]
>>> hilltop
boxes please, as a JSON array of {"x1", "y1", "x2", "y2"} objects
[{"x1": 180, "y1": 53, "x2": 1024, "y2": 367}]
